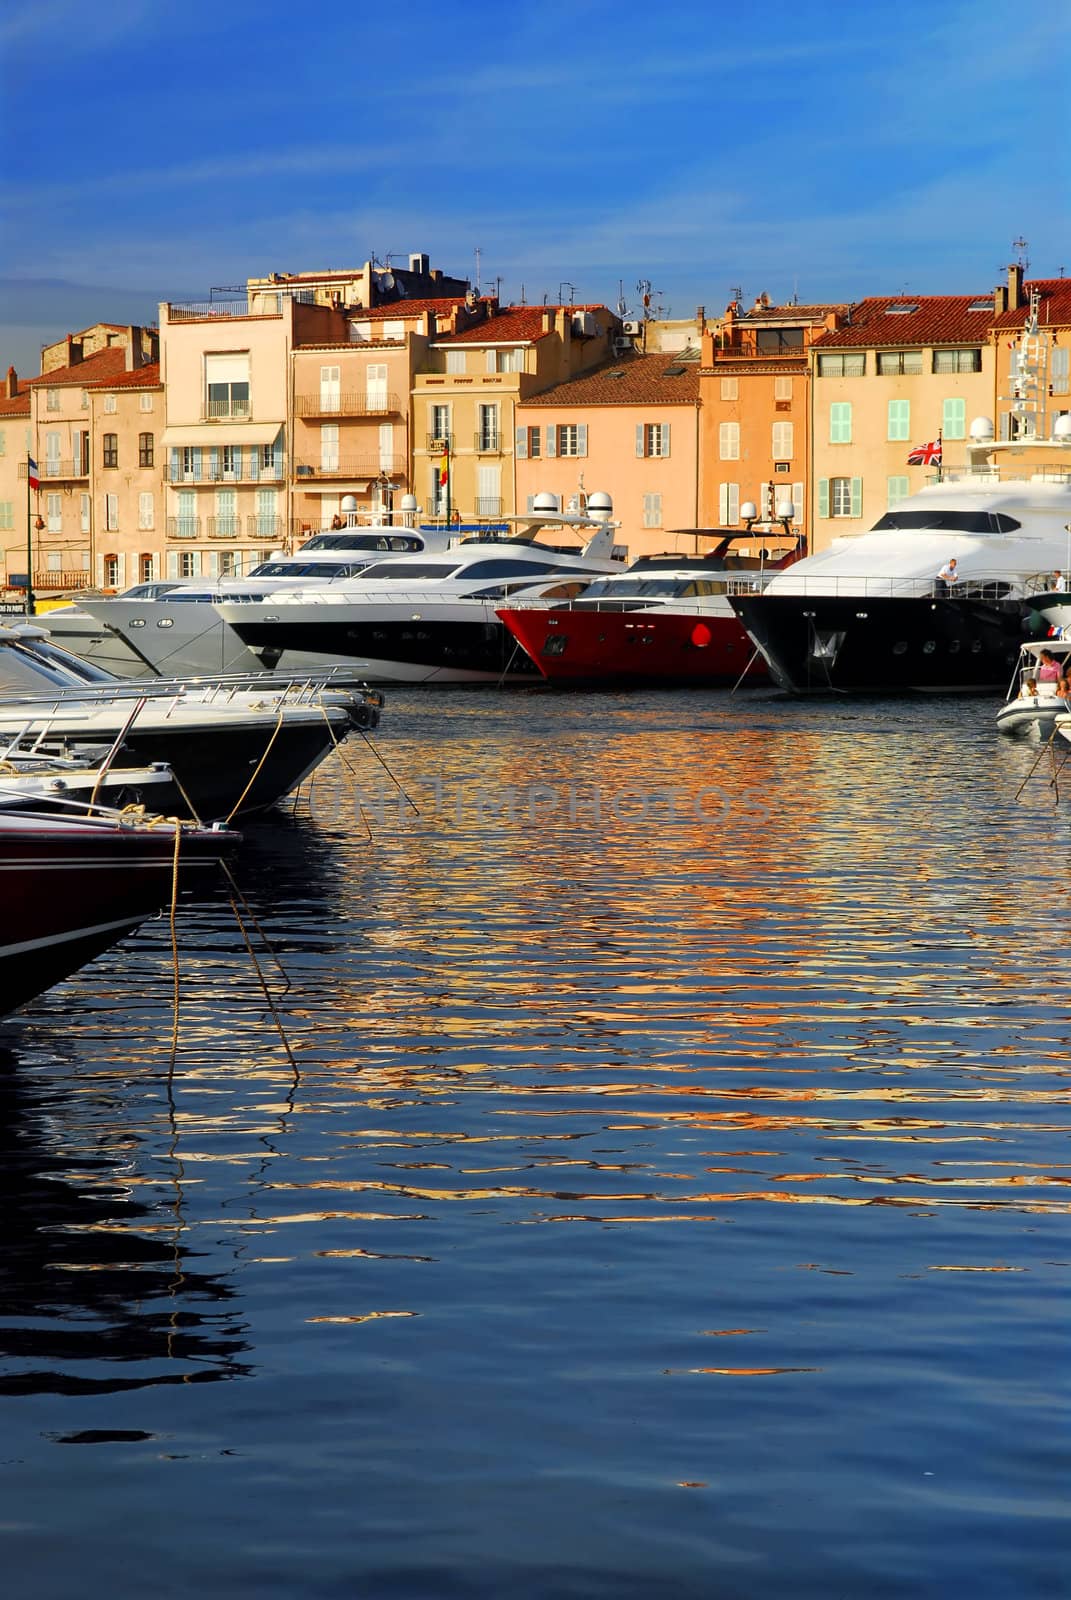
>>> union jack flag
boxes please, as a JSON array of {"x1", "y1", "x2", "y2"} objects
[{"x1": 907, "y1": 439, "x2": 942, "y2": 466}]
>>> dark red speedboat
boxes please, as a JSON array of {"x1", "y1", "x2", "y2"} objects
[
  {"x1": 0, "y1": 810, "x2": 238, "y2": 1017},
  {"x1": 497, "y1": 540, "x2": 800, "y2": 689}
]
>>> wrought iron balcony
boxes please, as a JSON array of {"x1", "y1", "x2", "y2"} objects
[
  {"x1": 295, "y1": 391, "x2": 402, "y2": 418},
  {"x1": 474, "y1": 432, "x2": 502, "y2": 454},
  {"x1": 246, "y1": 516, "x2": 286, "y2": 540},
  {"x1": 166, "y1": 301, "x2": 255, "y2": 320},
  {"x1": 293, "y1": 455, "x2": 406, "y2": 479},
  {"x1": 207, "y1": 515, "x2": 242, "y2": 539},
  {"x1": 20, "y1": 458, "x2": 89, "y2": 480},
  {"x1": 201, "y1": 398, "x2": 251, "y2": 420},
  {"x1": 166, "y1": 517, "x2": 201, "y2": 540},
  {"x1": 426, "y1": 433, "x2": 453, "y2": 453},
  {"x1": 165, "y1": 456, "x2": 287, "y2": 485}
]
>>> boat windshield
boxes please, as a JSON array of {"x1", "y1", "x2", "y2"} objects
[
  {"x1": 302, "y1": 533, "x2": 423, "y2": 552},
  {"x1": 581, "y1": 576, "x2": 727, "y2": 598},
  {"x1": 250, "y1": 560, "x2": 369, "y2": 578},
  {"x1": 870, "y1": 510, "x2": 1022, "y2": 533}
]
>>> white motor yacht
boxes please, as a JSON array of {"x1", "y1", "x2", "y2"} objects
[
  {"x1": 214, "y1": 510, "x2": 627, "y2": 685},
  {"x1": 995, "y1": 639, "x2": 1071, "y2": 737},
  {"x1": 45, "y1": 524, "x2": 444, "y2": 680}
]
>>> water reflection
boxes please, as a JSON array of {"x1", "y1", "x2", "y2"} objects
[{"x1": 0, "y1": 1046, "x2": 251, "y2": 1396}]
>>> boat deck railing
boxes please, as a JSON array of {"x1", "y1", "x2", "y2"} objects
[{"x1": 721, "y1": 570, "x2": 1061, "y2": 601}]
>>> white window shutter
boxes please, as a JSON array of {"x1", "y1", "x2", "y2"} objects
[
  {"x1": 116, "y1": 553, "x2": 126, "y2": 589},
  {"x1": 577, "y1": 424, "x2": 588, "y2": 458},
  {"x1": 792, "y1": 481, "x2": 804, "y2": 523},
  {"x1": 728, "y1": 482, "x2": 739, "y2": 523},
  {"x1": 635, "y1": 423, "x2": 645, "y2": 458},
  {"x1": 515, "y1": 426, "x2": 527, "y2": 460},
  {"x1": 662, "y1": 422, "x2": 670, "y2": 457},
  {"x1": 719, "y1": 483, "x2": 728, "y2": 523},
  {"x1": 760, "y1": 480, "x2": 771, "y2": 518},
  {"x1": 545, "y1": 426, "x2": 556, "y2": 457},
  {"x1": 486, "y1": 350, "x2": 496, "y2": 373}
]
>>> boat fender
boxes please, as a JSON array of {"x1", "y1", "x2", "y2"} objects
[{"x1": 691, "y1": 623, "x2": 712, "y2": 649}]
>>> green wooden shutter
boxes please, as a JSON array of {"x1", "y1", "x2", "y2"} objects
[
  {"x1": 515, "y1": 426, "x2": 527, "y2": 459},
  {"x1": 850, "y1": 478, "x2": 863, "y2": 517},
  {"x1": 818, "y1": 478, "x2": 830, "y2": 517},
  {"x1": 635, "y1": 423, "x2": 645, "y2": 457},
  {"x1": 577, "y1": 424, "x2": 588, "y2": 457},
  {"x1": 942, "y1": 398, "x2": 966, "y2": 439}
]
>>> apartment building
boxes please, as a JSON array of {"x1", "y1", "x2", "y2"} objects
[
  {"x1": 700, "y1": 296, "x2": 844, "y2": 554},
  {"x1": 0, "y1": 370, "x2": 31, "y2": 592},
  {"x1": 291, "y1": 296, "x2": 472, "y2": 534},
  {"x1": 24, "y1": 324, "x2": 161, "y2": 593},
  {"x1": 415, "y1": 303, "x2": 620, "y2": 521},
  {"x1": 247, "y1": 252, "x2": 469, "y2": 315},
  {"x1": 808, "y1": 294, "x2": 997, "y2": 549},
  {"x1": 516, "y1": 349, "x2": 701, "y2": 557}
]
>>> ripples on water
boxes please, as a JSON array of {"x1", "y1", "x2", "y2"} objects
[{"x1": 2, "y1": 690, "x2": 1068, "y2": 1599}]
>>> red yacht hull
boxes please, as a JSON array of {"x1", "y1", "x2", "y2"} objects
[
  {"x1": 496, "y1": 604, "x2": 768, "y2": 687},
  {"x1": 0, "y1": 814, "x2": 237, "y2": 1016}
]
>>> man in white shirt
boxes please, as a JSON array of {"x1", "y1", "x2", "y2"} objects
[{"x1": 935, "y1": 557, "x2": 958, "y2": 595}]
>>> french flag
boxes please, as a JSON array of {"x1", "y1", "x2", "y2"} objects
[{"x1": 27, "y1": 455, "x2": 40, "y2": 491}]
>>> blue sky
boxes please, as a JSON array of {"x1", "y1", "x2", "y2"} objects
[{"x1": 1, "y1": 0, "x2": 1067, "y2": 377}]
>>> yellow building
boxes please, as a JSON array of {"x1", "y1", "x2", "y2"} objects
[
  {"x1": 414, "y1": 304, "x2": 620, "y2": 522},
  {"x1": 0, "y1": 370, "x2": 32, "y2": 596},
  {"x1": 808, "y1": 293, "x2": 998, "y2": 550}
]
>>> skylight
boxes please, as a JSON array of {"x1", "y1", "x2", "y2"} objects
[
  {"x1": 968, "y1": 300, "x2": 994, "y2": 311},
  {"x1": 887, "y1": 303, "x2": 918, "y2": 314}
]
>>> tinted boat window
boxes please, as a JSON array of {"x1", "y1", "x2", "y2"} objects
[
  {"x1": 352, "y1": 561, "x2": 462, "y2": 580},
  {"x1": 871, "y1": 511, "x2": 1022, "y2": 533}
]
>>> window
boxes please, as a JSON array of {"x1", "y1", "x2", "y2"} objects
[
  {"x1": 321, "y1": 424, "x2": 339, "y2": 471},
  {"x1": 138, "y1": 431, "x2": 154, "y2": 467},
  {"x1": 817, "y1": 353, "x2": 865, "y2": 377},
  {"x1": 104, "y1": 555, "x2": 119, "y2": 587},
  {"x1": 877, "y1": 351, "x2": 923, "y2": 375},
  {"x1": 642, "y1": 493, "x2": 663, "y2": 529},
  {"x1": 887, "y1": 399, "x2": 910, "y2": 441},
  {"x1": 445, "y1": 350, "x2": 466, "y2": 374},
  {"x1": 756, "y1": 328, "x2": 803, "y2": 352},
  {"x1": 478, "y1": 404, "x2": 500, "y2": 451},
  {"x1": 80, "y1": 493, "x2": 90, "y2": 533},
  {"x1": 47, "y1": 493, "x2": 62, "y2": 531},
  {"x1": 933, "y1": 348, "x2": 982, "y2": 374},
  {"x1": 46, "y1": 389, "x2": 59, "y2": 411},
  {"x1": 637, "y1": 423, "x2": 671, "y2": 458},
  {"x1": 515, "y1": 426, "x2": 541, "y2": 459},
  {"x1": 771, "y1": 420, "x2": 794, "y2": 459},
  {"x1": 774, "y1": 376, "x2": 793, "y2": 402},
  {"x1": 256, "y1": 489, "x2": 278, "y2": 538},
  {"x1": 204, "y1": 352, "x2": 250, "y2": 418},
  {"x1": 1051, "y1": 347, "x2": 1069, "y2": 395},
  {"x1": 105, "y1": 493, "x2": 119, "y2": 531},
  {"x1": 431, "y1": 404, "x2": 451, "y2": 443},
  {"x1": 887, "y1": 476, "x2": 910, "y2": 509},
  {"x1": 139, "y1": 392, "x2": 154, "y2": 412},
  {"x1": 46, "y1": 551, "x2": 62, "y2": 573},
  {"x1": 718, "y1": 482, "x2": 740, "y2": 524},
  {"x1": 829, "y1": 402, "x2": 852, "y2": 443},
  {"x1": 819, "y1": 477, "x2": 862, "y2": 518},
  {"x1": 80, "y1": 390, "x2": 88, "y2": 410},
  {"x1": 45, "y1": 431, "x2": 61, "y2": 475},
  {"x1": 0, "y1": 429, "x2": 5, "y2": 456},
  {"x1": 138, "y1": 492, "x2": 154, "y2": 530},
  {"x1": 180, "y1": 552, "x2": 199, "y2": 578},
  {"x1": 220, "y1": 444, "x2": 241, "y2": 478},
  {"x1": 720, "y1": 377, "x2": 739, "y2": 401},
  {"x1": 103, "y1": 394, "x2": 117, "y2": 413},
  {"x1": 103, "y1": 433, "x2": 118, "y2": 467},
  {"x1": 140, "y1": 553, "x2": 154, "y2": 582},
  {"x1": 557, "y1": 423, "x2": 587, "y2": 457},
  {"x1": 719, "y1": 421, "x2": 740, "y2": 460},
  {"x1": 366, "y1": 364, "x2": 388, "y2": 408},
  {"x1": 319, "y1": 365, "x2": 341, "y2": 412},
  {"x1": 942, "y1": 397, "x2": 966, "y2": 439},
  {"x1": 0, "y1": 501, "x2": 12, "y2": 531},
  {"x1": 215, "y1": 489, "x2": 238, "y2": 536},
  {"x1": 492, "y1": 349, "x2": 523, "y2": 373}
]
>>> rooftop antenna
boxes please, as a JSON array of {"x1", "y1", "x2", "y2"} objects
[
  {"x1": 616, "y1": 280, "x2": 629, "y2": 318},
  {"x1": 474, "y1": 246, "x2": 482, "y2": 293},
  {"x1": 1012, "y1": 235, "x2": 1030, "y2": 274},
  {"x1": 559, "y1": 282, "x2": 575, "y2": 304}
]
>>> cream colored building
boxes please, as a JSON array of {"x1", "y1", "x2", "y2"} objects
[
  {"x1": 808, "y1": 293, "x2": 998, "y2": 550},
  {"x1": 23, "y1": 325, "x2": 161, "y2": 594},
  {"x1": 415, "y1": 304, "x2": 621, "y2": 523},
  {"x1": 516, "y1": 349, "x2": 701, "y2": 557},
  {"x1": 0, "y1": 369, "x2": 32, "y2": 595}
]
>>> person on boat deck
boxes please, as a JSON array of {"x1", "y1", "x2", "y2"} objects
[
  {"x1": 935, "y1": 557, "x2": 958, "y2": 594},
  {"x1": 1037, "y1": 649, "x2": 1062, "y2": 684},
  {"x1": 1020, "y1": 677, "x2": 1039, "y2": 698},
  {"x1": 1056, "y1": 676, "x2": 1071, "y2": 701},
  {"x1": 1052, "y1": 571, "x2": 1067, "y2": 592}
]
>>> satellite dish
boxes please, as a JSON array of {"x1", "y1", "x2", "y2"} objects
[{"x1": 381, "y1": 271, "x2": 395, "y2": 291}]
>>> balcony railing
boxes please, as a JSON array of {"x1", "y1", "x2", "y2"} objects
[
  {"x1": 166, "y1": 517, "x2": 201, "y2": 540},
  {"x1": 21, "y1": 458, "x2": 89, "y2": 480},
  {"x1": 426, "y1": 433, "x2": 453, "y2": 453},
  {"x1": 474, "y1": 432, "x2": 502, "y2": 454},
  {"x1": 32, "y1": 570, "x2": 92, "y2": 590},
  {"x1": 165, "y1": 457, "x2": 287, "y2": 484},
  {"x1": 295, "y1": 391, "x2": 402, "y2": 418},
  {"x1": 201, "y1": 398, "x2": 251, "y2": 420},
  {"x1": 474, "y1": 496, "x2": 504, "y2": 516},
  {"x1": 166, "y1": 300, "x2": 254, "y2": 320},
  {"x1": 246, "y1": 516, "x2": 286, "y2": 540},
  {"x1": 293, "y1": 455, "x2": 406, "y2": 479},
  {"x1": 207, "y1": 515, "x2": 242, "y2": 539}
]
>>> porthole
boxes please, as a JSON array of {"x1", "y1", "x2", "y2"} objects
[
  {"x1": 923, "y1": 640, "x2": 936, "y2": 654},
  {"x1": 892, "y1": 640, "x2": 908, "y2": 655}
]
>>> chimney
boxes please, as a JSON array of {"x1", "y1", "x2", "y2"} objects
[
  {"x1": 994, "y1": 284, "x2": 1009, "y2": 315},
  {"x1": 5, "y1": 367, "x2": 16, "y2": 399},
  {"x1": 1008, "y1": 262, "x2": 1024, "y2": 309}
]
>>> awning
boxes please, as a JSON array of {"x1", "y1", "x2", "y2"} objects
[{"x1": 161, "y1": 422, "x2": 284, "y2": 447}]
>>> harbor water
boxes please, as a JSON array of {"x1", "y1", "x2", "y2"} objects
[{"x1": 2, "y1": 689, "x2": 1067, "y2": 1599}]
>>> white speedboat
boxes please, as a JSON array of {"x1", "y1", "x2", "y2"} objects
[
  {"x1": 995, "y1": 639, "x2": 1071, "y2": 737},
  {"x1": 48, "y1": 524, "x2": 443, "y2": 680},
  {"x1": 215, "y1": 513, "x2": 628, "y2": 684},
  {"x1": 0, "y1": 625, "x2": 378, "y2": 820}
]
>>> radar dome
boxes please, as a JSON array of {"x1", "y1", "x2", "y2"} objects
[
  {"x1": 586, "y1": 490, "x2": 613, "y2": 521},
  {"x1": 533, "y1": 491, "x2": 560, "y2": 513},
  {"x1": 775, "y1": 499, "x2": 795, "y2": 520},
  {"x1": 740, "y1": 501, "x2": 758, "y2": 522},
  {"x1": 969, "y1": 416, "x2": 995, "y2": 442},
  {"x1": 1053, "y1": 415, "x2": 1071, "y2": 442},
  {"x1": 341, "y1": 494, "x2": 358, "y2": 513},
  {"x1": 399, "y1": 493, "x2": 418, "y2": 513}
]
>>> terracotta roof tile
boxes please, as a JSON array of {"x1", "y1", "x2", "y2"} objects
[
  {"x1": 0, "y1": 393, "x2": 30, "y2": 417},
  {"x1": 99, "y1": 362, "x2": 161, "y2": 389},
  {"x1": 29, "y1": 348, "x2": 131, "y2": 387},
  {"x1": 739, "y1": 303, "x2": 844, "y2": 321},
  {"x1": 992, "y1": 278, "x2": 1071, "y2": 331},
  {"x1": 522, "y1": 351, "x2": 700, "y2": 408},
  {"x1": 357, "y1": 297, "x2": 472, "y2": 319},
  {"x1": 443, "y1": 307, "x2": 553, "y2": 345},
  {"x1": 812, "y1": 295, "x2": 995, "y2": 349}
]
